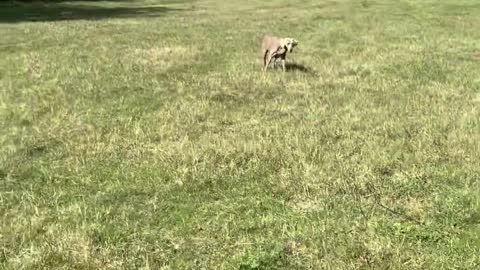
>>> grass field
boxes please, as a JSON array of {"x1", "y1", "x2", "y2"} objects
[{"x1": 2, "y1": 0, "x2": 480, "y2": 268}]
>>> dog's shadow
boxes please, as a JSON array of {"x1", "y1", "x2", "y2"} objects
[
  {"x1": 285, "y1": 62, "x2": 312, "y2": 73},
  {"x1": 268, "y1": 61, "x2": 315, "y2": 74}
]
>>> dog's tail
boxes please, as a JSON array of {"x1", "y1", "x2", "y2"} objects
[{"x1": 263, "y1": 49, "x2": 269, "y2": 68}]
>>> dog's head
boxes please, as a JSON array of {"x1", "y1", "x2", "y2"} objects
[{"x1": 281, "y1": 38, "x2": 298, "y2": 53}]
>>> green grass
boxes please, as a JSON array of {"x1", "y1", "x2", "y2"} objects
[{"x1": 2, "y1": 0, "x2": 480, "y2": 268}]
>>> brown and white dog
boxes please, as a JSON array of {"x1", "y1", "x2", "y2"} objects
[{"x1": 261, "y1": 35, "x2": 298, "y2": 72}]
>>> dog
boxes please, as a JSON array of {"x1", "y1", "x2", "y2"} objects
[{"x1": 261, "y1": 35, "x2": 298, "y2": 72}]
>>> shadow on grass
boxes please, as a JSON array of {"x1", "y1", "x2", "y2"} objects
[
  {"x1": 0, "y1": 2, "x2": 186, "y2": 23},
  {"x1": 285, "y1": 62, "x2": 313, "y2": 73}
]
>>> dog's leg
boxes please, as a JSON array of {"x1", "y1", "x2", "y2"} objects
[
  {"x1": 263, "y1": 50, "x2": 274, "y2": 72},
  {"x1": 264, "y1": 52, "x2": 274, "y2": 72},
  {"x1": 281, "y1": 55, "x2": 286, "y2": 72}
]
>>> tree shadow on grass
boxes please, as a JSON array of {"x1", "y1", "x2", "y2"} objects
[{"x1": 0, "y1": 2, "x2": 186, "y2": 23}]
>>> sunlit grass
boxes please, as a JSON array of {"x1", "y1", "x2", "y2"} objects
[{"x1": 1, "y1": 0, "x2": 480, "y2": 268}]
